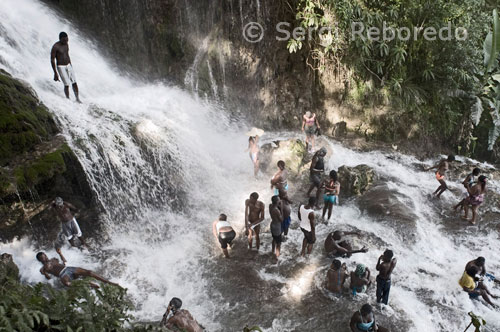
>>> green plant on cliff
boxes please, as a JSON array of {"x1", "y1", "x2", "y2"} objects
[{"x1": 290, "y1": 0, "x2": 498, "y2": 157}]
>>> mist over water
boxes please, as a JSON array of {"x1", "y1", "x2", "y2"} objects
[{"x1": 1, "y1": 1, "x2": 500, "y2": 331}]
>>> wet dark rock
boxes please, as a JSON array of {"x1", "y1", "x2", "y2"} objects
[
  {"x1": 0, "y1": 252, "x2": 19, "y2": 282},
  {"x1": 338, "y1": 165, "x2": 376, "y2": 198}
]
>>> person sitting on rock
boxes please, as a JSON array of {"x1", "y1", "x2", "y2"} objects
[
  {"x1": 454, "y1": 167, "x2": 480, "y2": 212},
  {"x1": 463, "y1": 175, "x2": 487, "y2": 225},
  {"x1": 322, "y1": 170, "x2": 340, "y2": 221},
  {"x1": 349, "y1": 303, "x2": 389, "y2": 332},
  {"x1": 212, "y1": 214, "x2": 236, "y2": 258},
  {"x1": 50, "y1": 197, "x2": 87, "y2": 264},
  {"x1": 350, "y1": 264, "x2": 371, "y2": 295},
  {"x1": 325, "y1": 259, "x2": 348, "y2": 294},
  {"x1": 36, "y1": 252, "x2": 119, "y2": 289},
  {"x1": 324, "y1": 231, "x2": 368, "y2": 258},
  {"x1": 160, "y1": 297, "x2": 204, "y2": 332},
  {"x1": 424, "y1": 154, "x2": 455, "y2": 198},
  {"x1": 270, "y1": 160, "x2": 289, "y2": 196},
  {"x1": 307, "y1": 148, "x2": 326, "y2": 208},
  {"x1": 459, "y1": 265, "x2": 497, "y2": 306},
  {"x1": 466, "y1": 257, "x2": 500, "y2": 285}
]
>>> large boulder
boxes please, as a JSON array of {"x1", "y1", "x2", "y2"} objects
[
  {"x1": 259, "y1": 139, "x2": 308, "y2": 177},
  {"x1": 338, "y1": 165, "x2": 376, "y2": 198},
  {"x1": 0, "y1": 253, "x2": 19, "y2": 282}
]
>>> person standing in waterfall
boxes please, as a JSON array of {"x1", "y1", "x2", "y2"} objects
[
  {"x1": 322, "y1": 170, "x2": 340, "y2": 221},
  {"x1": 307, "y1": 147, "x2": 327, "y2": 208},
  {"x1": 375, "y1": 249, "x2": 397, "y2": 305},
  {"x1": 298, "y1": 197, "x2": 316, "y2": 257},
  {"x1": 245, "y1": 192, "x2": 265, "y2": 250},
  {"x1": 454, "y1": 167, "x2": 481, "y2": 212},
  {"x1": 302, "y1": 111, "x2": 321, "y2": 152},
  {"x1": 279, "y1": 189, "x2": 292, "y2": 241},
  {"x1": 51, "y1": 32, "x2": 81, "y2": 103},
  {"x1": 270, "y1": 160, "x2": 289, "y2": 196},
  {"x1": 269, "y1": 195, "x2": 283, "y2": 259},
  {"x1": 462, "y1": 175, "x2": 487, "y2": 225},
  {"x1": 424, "y1": 154, "x2": 455, "y2": 198}
]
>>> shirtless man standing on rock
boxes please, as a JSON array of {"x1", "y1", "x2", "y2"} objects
[
  {"x1": 36, "y1": 252, "x2": 119, "y2": 289},
  {"x1": 245, "y1": 192, "x2": 265, "y2": 250},
  {"x1": 51, "y1": 32, "x2": 81, "y2": 103},
  {"x1": 50, "y1": 197, "x2": 87, "y2": 263},
  {"x1": 376, "y1": 250, "x2": 397, "y2": 305}
]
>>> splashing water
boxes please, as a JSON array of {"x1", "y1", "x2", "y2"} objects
[{"x1": 0, "y1": 1, "x2": 500, "y2": 331}]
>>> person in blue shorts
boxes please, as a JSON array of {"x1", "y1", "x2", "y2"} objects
[{"x1": 322, "y1": 170, "x2": 340, "y2": 221}]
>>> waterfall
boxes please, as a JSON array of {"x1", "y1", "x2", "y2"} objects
[{"x1": 1, "y1": 1, "x2": 500, "y2": 331}]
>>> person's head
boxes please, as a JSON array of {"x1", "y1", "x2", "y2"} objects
[
  {"x1": 332, "y1": 230, "x2": 343, "y2": 241},
  {"x1": 329, "y1": 170, "x2": 338, "y2": 181},
  {"x1": 277, "y1": 160, "x2": 285, "y2": 170},
  {"x1": 305, "y1": 111, "x2": 312, "y2": 118},
  {"x1": 466, "y1": 265, "x2": 478, "y2": 278},
  {"x1": 271, "y1": 195, "x2": 280, "y2": 205},
  {"x1": 219, "y1": 214, "x2": 227, "y2": 221},
  {"x1": 59, "y1": 32, "x2": 68, "y2": 44},
  {"x1": 360, "y1": 304, "x2": 374, "y2": 320},
  {"x1": 383, "y1": 249, "x2": 394, "y2": 262},
  {"x1": 307, "y1": 196, "x2": 316, "y2": 207},
  {"x1": 355, "y1": 264, "x2": 366, "y2": 277},
  {"x1": 478, "y1": 175, "x2": 487, "y2": 191},
  {"x1": 331, "y1": 259, "x2": 342, "y2": 270},
  {"x1": 55, "y1": 197, "x2": 64, "y2": 207},
  {"x1": 447, "y1": 154, "x2": 455, "y2": 162},
  {"x1": 250, "y1": 192, "x2": 259, "y2": 203},
  {"x1": 36, "y1": 252, "x2": 48, "y2": 263},
  {"x1": 319, "y1": 147, "x2": 327, "y2": 157},
  {"x1": 168, "y1": 297, "x2": 182, "y2": 313},
  {"x1": 475, "y1": 257, "x2": 485, "y2": 267},
  {"x1": 472, "y1": 168, "x2": 481, "y2": 176}
]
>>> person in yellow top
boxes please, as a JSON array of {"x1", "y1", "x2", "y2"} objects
[{"x1": 459, "y1": 266, "x2": 497, "y2": 306}]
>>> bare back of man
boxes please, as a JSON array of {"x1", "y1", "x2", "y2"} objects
[
  {"x1": 326, "y1": 262, "x2": 347, "y2": 293},
  {"x1": 165, "y1": 310, "x2": 203, "y2": 332}
]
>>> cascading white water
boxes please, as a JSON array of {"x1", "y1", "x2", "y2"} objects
[{"x1": 1, "y1": 1, "x2": 500, "y2": 331}]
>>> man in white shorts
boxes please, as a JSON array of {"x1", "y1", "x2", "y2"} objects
[
  {"x1": 51, "y1": 32, "x2": 81, "y2": 103},
  {"x1": 51, "y1": 197, "x2": 86, "y2": 263}
]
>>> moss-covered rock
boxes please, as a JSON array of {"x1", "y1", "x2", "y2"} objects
[
  {"x1": 259, "y1": 139, "x2": 308, "y2": 177},
  {"x1": 338, "y1": 164, "x2": 376, "y2": 198},
  {"x1": 0, "y1": 253, "x2": 19, "y2": 283}
]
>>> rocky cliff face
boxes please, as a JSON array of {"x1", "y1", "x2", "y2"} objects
[{"x1": 0, "y1": 70, "x2": 100, "y2": 246}]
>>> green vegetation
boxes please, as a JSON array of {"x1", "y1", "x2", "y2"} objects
[
  {"x1": 0, "y1": 70, "x2": 58, "y2": 166},
  {"x1": 289, "y1": 0, "x2": 500, "y2": 158}
]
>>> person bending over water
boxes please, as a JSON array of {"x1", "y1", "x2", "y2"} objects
[
  {"x1": 324, "y1": 231, "x2": 368, "y2": 257},
  {"x1": 351, "y1": 264, "x2": 371, "y2": 295},
  {"x1": 459, "y1": 265, "x2": 497, "y2": 306},
  {"x1": 326, "y1": 259, "x2": 348, "y2": 294},
  {"x1": 50, "y1": 32, "x2": 81, "y2": 103},
  {"x1": 269, "y1": 195, "x2": 283, "y2": 259},
  {"x1": 350, "y1": 304, "x2": 389, "y2": 332},
  {"x1": 424, "y1": 154, "x2": 455, "y2": 198},
  {"x1": 454, "y1": 167, "x2": 480, "y2": 212},
  {"x1": 307, "y1": 148, "x2": 326, "y2": 208},
  {"x1": 36, "y1": 252, "x2": 119, "y2": 289},
  {"x1": 212, "y1": 214, "x2": 236, "y2": 258},
  {"x1": 298, "y1": 197, "x2": 316, "y2": 257},
  {"x1": 50, "y1": 197, "x2": 87, "y2": 263},
  {"x1": 161, "y1": 297, "x2": 204, "y2": 332},
  {"x1": 245, "y1": 192, "x2": 265, "y2": 250},
  {"x1": 376, "y1": 250, "x2": 397, "y2": 305},
  {"x1": 463, "y1": 175, "x2": 487, "y2": 225},
  {"x1": 322, "y1": 170, "x2": 340, "y2": 221}
]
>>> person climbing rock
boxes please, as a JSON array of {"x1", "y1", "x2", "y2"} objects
[
  {"x1": 424, "y1": 154, "x2": 455, "y2": 198},
  {"x1": 302, "y1": 111, "x2": 321, "y2": 152},
  {"x1": 245, "y1": 128, "x2": 264, "y2": 177},
  {"x1": 269, "y1": 195, "x2": 283, "y2": 259},
  {"x1": 376, "y1": 250, "x2": 397, "y2": 305},
  {"x1": 324, "y1": 231, "x2": 368, "y2": 258},
  {"x1": 245, "y1": 192, "x2": 265, "y2": 250},
  {"x1": 322, "y1": 170, "x2": 340, "y2": 221},
  {"x1": 212, "y1": 214, "x2": 236, "y2": 258},
  {"x1": 349, "y1": 304, "x2": 389, "y2": 332},
  {"x1": 307, "y1": 147, "x2": 327, "y2": 208},
  {"x1": 350, "y1": 264, "x2": 371, "y2": 295},
  {"x1": 454, "y1": 167, "x2": 481, "y2": 212},
  {"x1": 36, "y1": 252, "x2": 119, "y2": 289},
  {"x1": 459, "y1": 265, "x2": 498, "y2": 306},
  {"x1": 160, "y1": 297, "x2": 204, "y2": 332},
  {"x1": 50, "y1": 32, "x2": 81, "y2": 103},
  {"x1": 271, "y1": 160, "x2": 289, "y2": 196},
  {"x1": 463, "y1": 175, "x2": 487, "y2": 225},
  {"x1": 298, "y1": 197, "x2": 316, "y2": 257},
  {"x1": 50, "y1": 197, "x2": 87, "y2": 264},
  {"x1": 326, "y1": 259, "x2": 348, "y2": 294}
]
